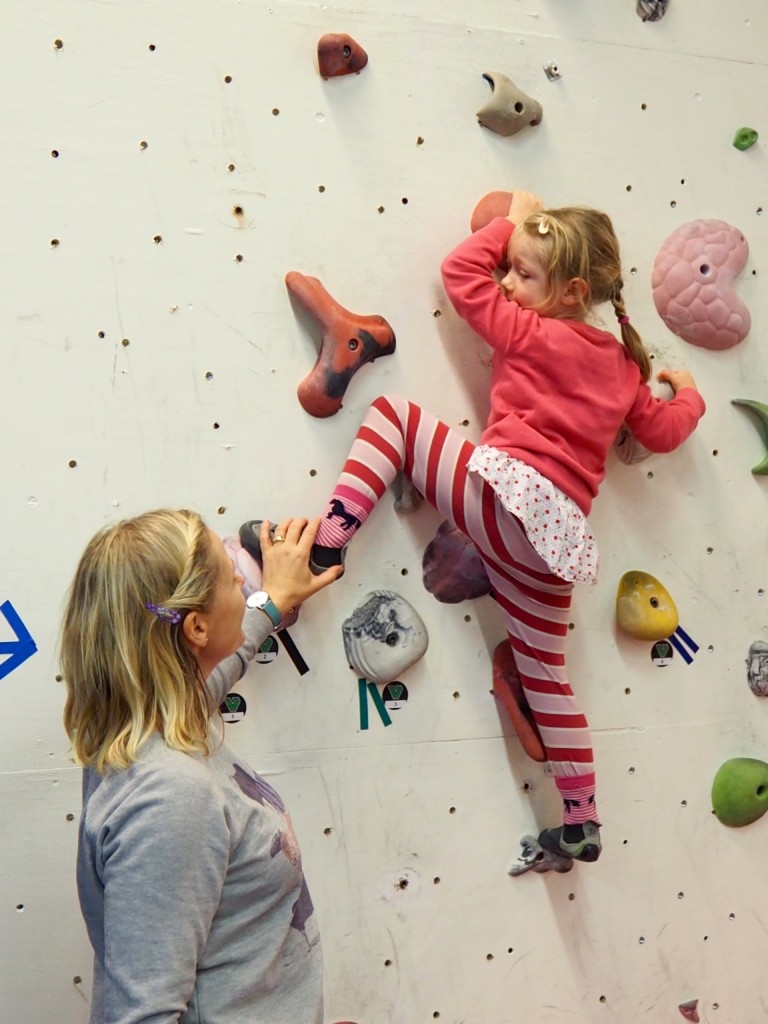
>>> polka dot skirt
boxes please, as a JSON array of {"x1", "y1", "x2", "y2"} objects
[{"x1": 467, "y1": 446, "x2": 599, "y2": 584}]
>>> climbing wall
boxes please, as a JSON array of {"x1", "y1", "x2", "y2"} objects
[{"x1": 2, "y1": 1, "x2": 767, "y2": 1021}]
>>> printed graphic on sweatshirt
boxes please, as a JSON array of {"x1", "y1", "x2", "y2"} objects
[{"x1": 232, "y1": 762, "x2": 317, "y2": 942}]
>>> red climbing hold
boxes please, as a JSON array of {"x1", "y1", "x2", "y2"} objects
[
  {"x1": 317, "y1": 33, "x2": 368, "y2": 78},
  {"x1": 470, "y1": 190, "x2": 513, "y2": 233},
  {"x1": 286, "y1": 272, "x2": 396, "y2": 418},
  {"x1": 678, "y1": 999, "x2": 700, "y2": 1023},
  {"x1": 492, "y1": 639, "x2": 547, "y2": 763}
]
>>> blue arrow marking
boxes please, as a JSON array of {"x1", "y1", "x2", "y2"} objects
[{"x1": 0, "y1": 600, "x2": 38, "y2": 681}]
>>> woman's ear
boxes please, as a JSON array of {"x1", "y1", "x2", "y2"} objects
[
  {"x1": 182, "y1": 611, "x2": 209, "y2": 652},
  {"x1": 562, "y1": 277, "x2": 589, "y2": 307}
]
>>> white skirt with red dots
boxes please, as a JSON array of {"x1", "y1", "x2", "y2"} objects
[{"x1": 467, "y1": 445, "x2": 599, "y2": 584}]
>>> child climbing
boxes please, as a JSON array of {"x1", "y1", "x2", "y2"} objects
[{"x1": 244, "y1": 192, "x2": 705, "y2": 867}]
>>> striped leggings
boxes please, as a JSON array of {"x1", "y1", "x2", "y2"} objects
[{"x1": 317, "y1": 395, "x2": 597, "y2": 823}]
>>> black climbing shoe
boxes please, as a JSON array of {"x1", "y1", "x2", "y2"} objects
[{"x1": 537, "y1": 820, "x2": 602, "y2": 863}]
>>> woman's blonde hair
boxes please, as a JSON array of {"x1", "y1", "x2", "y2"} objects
[
  {"x1": 521, "y1": 207, "x2": 652, "y2": 381},
  {"x1": 61, "y1": 509, "x2": 221, "y2": 773}
]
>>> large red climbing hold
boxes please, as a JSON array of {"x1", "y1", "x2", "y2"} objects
[
  {"x1": 492, "y1": 639, "x2": 547, "y2": 763},
  {"x1": 470, "y1": 190, "x2": 513, "y2": 233},
  {"x1": 286, "y1": 272, "x2": 396, "y2": 418},
  {"x1": 317, "y1": 33, "x2": 368, "y2": 78}
]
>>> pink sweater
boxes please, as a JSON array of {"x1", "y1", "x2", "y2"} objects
[{"x1": 441, "y1": 218, "x2": 706, "y2": 515}]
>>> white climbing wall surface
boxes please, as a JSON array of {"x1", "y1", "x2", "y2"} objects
[{"x1": 1, "y1": 1, "x2": 766, "y2": 1021}]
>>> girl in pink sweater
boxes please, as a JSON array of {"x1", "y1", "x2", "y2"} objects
[{"x1": 255, "y1": 193, "x2": 704, "y2": 866}]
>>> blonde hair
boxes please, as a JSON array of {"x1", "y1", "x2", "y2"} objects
[
  {"x1": 60, "y1": 509, "x2": 220, "y2": 773},
  {"x1": 521, "y1": 207, "x2": 652, "y2": 381}
]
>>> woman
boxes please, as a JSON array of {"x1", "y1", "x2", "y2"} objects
[{"x1": 61, "y1": 511, "x2": 341, "y2": 1023}]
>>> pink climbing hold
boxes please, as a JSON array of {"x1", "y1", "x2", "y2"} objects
[{"x1": 652, "y1": 219, "x2": 751, "y2": 350}]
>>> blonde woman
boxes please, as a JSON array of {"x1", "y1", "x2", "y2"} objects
[{"x1": 61, "y1": 511, "x2": 341, "y2": 1024}]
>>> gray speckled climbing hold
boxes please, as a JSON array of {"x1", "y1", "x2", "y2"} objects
[
  {"x1": 747, "y1": 641, "x2": 768, "y2": 696},
  {"x1": 508, "y1": 835, "x2": 573, "y2": 876},
  {"x1": 342, "y1": 591, "x2": 428, "y2": 685},
  {"x1": 636, "y1": 0, "x2": 669, "y2": 22},
  {"x1": 476, "y1": 72, "x2": 542, "y2": 138}
]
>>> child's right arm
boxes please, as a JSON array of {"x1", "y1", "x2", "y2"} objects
[{"x1": 441, "y1": 218, "x2": 537, "y2": 352}]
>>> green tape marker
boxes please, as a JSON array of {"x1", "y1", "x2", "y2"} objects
[
  {"x1": 367, "y1": 682, "x2": 393, "y2": 727},
  {"x1": 358, "y1": 678, "x2": 369, "y2": 730}
]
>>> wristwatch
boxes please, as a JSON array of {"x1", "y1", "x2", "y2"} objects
[{"x1": 246, "y1": 590, "x2": 283, "y2": 629}]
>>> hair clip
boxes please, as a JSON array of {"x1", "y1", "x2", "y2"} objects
[
  {"x1": 537, "y1": 217, "x2": 550, "y2": 236},
  {"x1": 145, "y1": 601, "x2": 182, "y2": 624}
]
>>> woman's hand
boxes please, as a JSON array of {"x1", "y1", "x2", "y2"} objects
[
  {"x1": 657, "y1": 367, "x2": 698, "y2": 394},
  {"x1": 507, "y1": 191, "x2": 544, "y2": 226},
  {"x1": 259, "y1": 517, "x2": 342, "y2": 617}
]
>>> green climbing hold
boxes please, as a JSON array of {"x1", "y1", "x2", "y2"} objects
[
  {"x1": 732, "y1": 399, "x2": 768, "y2": 475},
  {"x1": 732, "y1": 127, "x2": 758, "y2": 151},
  {"x1": 712, "y1": 757, "x2": 768, "y2": 827}
]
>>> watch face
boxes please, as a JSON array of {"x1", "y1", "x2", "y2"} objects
[{"x1": 247, "y1": 590, "x2": 269, "y2": 609}]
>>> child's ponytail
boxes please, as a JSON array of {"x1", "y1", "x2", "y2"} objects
[{"x1": 612, "y1": 279, "x2": 652, "y2": 382}]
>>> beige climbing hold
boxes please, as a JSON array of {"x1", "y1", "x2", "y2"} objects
[{"x1": 476, "y1": 72, "x2": 543, "y2": 137}]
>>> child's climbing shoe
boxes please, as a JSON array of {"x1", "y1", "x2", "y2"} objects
[
  {"x1": 537, "y1": 821, "x2": 602, "y2": 863},
  {"x1": 309, "y1": 543, "x2": 346, "y2": 577}
]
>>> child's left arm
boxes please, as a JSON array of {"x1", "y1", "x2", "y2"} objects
[{"x1": 624, "y1": 368, "x2": 705, "y2": 453}]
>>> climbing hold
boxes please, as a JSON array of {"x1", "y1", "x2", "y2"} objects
[
  {"x1": 470, "y1": 190, "x2": 513, "y2": 233},
  {"x1": 614, "y1": 380, "x2": 674, "y2": 464},
  {"x1": 508, "y1": 834, "x2": 573, "y2": 876},
  {"x1": 422, "y1": 520, "x2": 491, "y2": 603},
  {"x1": 616, "y1": 570, "x2": 678, "y2": 641},
  {"x1": 732, "y1": 127, "x2": 758, "y2": 151},
  {"x1": 222, "y1": 535, "x2": 300, "y2": 629},
  {"x1": 678, "y1": 1000, "x2": 700, "y2": 1023},
  {"x1": 286, "y1": 272, "x2": 396, "y2": 418},
  {"x1": 542, "y1": 62, "x2": 561, "y2": 82},
  {"x1": 317, "y1": 33, "x2": 368, "y2": 79},
  {"x1": 342, "y1": 591, "x2": 428, "y2": 685},
  {"x1": 712, "y1": 757, "x2": 768, "y2": 827},
  {"x1": 747, "y1": 640, "x2": 768, "y2": 696},
  {"x1": 731, "y1": 399, "x2": 768, "y2": 474},
  {"x1": 636, "y1": 0, "x2": 670, "y2": 21},
  {"x1": 392, "y1": 471, "x2": 423, "y2": 514},
  {"x1": 651, "y1": 219, "x2": 751, "y2": 350},
  {"x1": 476, "y1": 72, "x2": 542, "y2": 137},
  {"x1": 492, "y1": 639, "x2": 547, "y2": 763}
]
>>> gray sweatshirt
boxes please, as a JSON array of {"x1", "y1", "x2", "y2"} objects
[{"x1": 77, "y1": 609, "x2": 323, "y2": 1024}]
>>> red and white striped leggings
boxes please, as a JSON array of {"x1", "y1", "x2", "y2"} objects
[{"x1": 317, "y1": 395, "x2": 597, "y2": 817}]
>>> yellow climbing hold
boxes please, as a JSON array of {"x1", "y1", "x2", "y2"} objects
[{"x1": 616, "y1": 570, "x2": 678, "y2": 641}]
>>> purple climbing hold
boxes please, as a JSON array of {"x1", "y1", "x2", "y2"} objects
[{"x1": 422, "y1": 520, "x2": 491, "y2": 603}]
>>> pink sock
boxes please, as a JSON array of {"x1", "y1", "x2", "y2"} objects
[
  {"x1": 315, "y1": 485, "x2": 374, "y2": 550},
  {"x1": 556, "y1": 774, "x2": 599, "y2": 825}
]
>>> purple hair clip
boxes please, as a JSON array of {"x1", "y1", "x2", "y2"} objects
[{"x1": 145, "y1": 601, "x2": 182, "y2": 625}]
